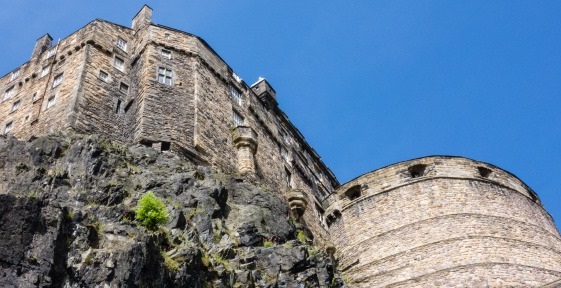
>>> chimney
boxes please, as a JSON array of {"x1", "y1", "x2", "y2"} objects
[
  {"x1": 132, "y1": 5, "x2": 153, "y2": 32},
  {"x1": 31, "y1": 34, "x2": 53, "y2": 59}
]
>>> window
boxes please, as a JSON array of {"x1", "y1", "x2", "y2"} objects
[
  {"x1": 44, "y1": 48, "x2": 56, "y2": 59},
  {"x1": 3, "y1": 86, "x2": 14, "y2": 101},
  {"x1": 232, "y1": 110, "x2": 244, "y2": 127},
  {"x1": 3, "y1": 121, "x2": 13, "y2": 135},
  {"x1": 285, "y1": 167, "x2": 293, "y2": 189},
  {"x1": 46, "y1": 95, "x2": 56, "y2": 109},
  {"x1": 161, "y1": 49, "x2": 172, "y2": 59},
  {"x1": 52, "y1": 74, "x2": 63, "y2": 88},
  {"x1": 157, "y1": 67, "x2": 172, "y2": 85},
  {"x1": 115, "y1": 38, "x2": 127, "y2": 51},
  {"x1": 40, "y1": 66, "x2": 50, "y2": 78},
  {"x1": 23, "y1": 115, "x2": 29, "y2": 123},
  {"x1": 32, "y1": 92, "x2": 40, "y2": 102},
  {"x1": 11, "y1": 100, "x2": 20, "y2": 112},
  {"x1": 9, "y1": 70, "x2": 19, "y2": 82},
  {"x1": 119, "y1": 82, "x2": 129, "y2": 94},
  {"x1": 114, "y1": 57, "x2": 124, "y2": 71},
  {"x1": 99, "y1": 70, "x2": 109, "y2": 82},
  {"x1": 115, "y1": 99, "x2": 122, "y2": 114},
  {"x1": 229, "y1": 85, "x2": 243, "y2": 106}
]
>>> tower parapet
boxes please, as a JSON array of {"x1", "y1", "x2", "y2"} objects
[{"x1": 325, "y1": 156, "x2": 561, "y2": 287}]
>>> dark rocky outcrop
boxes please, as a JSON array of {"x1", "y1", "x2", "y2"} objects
[{"x1": 0, "y1": 134, "x2": 345, "y2": 287}]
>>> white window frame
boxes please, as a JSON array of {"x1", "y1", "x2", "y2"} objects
[
  {"x1": 9, "y1": 70, "x2": 19, "y2": 82},
  {"x1": 3, "y1": 86, "x2": 14, "y2": 101},
  {"x1": 161, "y1": 49, "x2": 172, "y2": 59},
  {"x1": 4, "y1": 121, "x2": 13, "y2": 135},
  {"x1": 229, "y1": 85, "x2": 243, "y2": 106},
  {"x1": 40, "y1": 66, "x2": 50, "y2": 78},
  {"x1": 157, "y1": 67, "x2": 173, "y2": 85},
  {"x1": 99, "y1": 70, "x2": 109, "y2": 82},
  {"x1": 32, "y1": 91, "x2": 40, "y2": 102},
  {"x1": 115, "y1": 38, "x2": 127, "y2": 52},
  {"x1": 52, "y1": 73, "x2": 63, "y2": 88},
  {"x1": 232, "y1": 110, "x2": 244, "y2": 127},
  {"x1": 114, "y1": 56, "x2": 125, "y2": 71},
  {"x1": 46, "y1": 95, "x2": 56, "y2": 109},
  {"x1": 44, "y1": 47, "x2": 56, "y2": 59},
  {"x1": 11, "y1": 100, "x2": 20, "y2": 112}
]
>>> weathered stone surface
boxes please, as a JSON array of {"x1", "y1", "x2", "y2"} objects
[
  {"x1": 325, "y1": 156, "x2": 561, "y2": 287},
  {"x1": 0, "y1": 133, "x2": 345, "y2": 287}
]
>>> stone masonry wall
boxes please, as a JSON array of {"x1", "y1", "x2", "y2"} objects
[{"x1": 325, "y1": 156, "x2": 561, "y2": 287}]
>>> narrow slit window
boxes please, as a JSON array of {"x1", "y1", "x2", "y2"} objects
[{"x1": 116, "y1": 99, "x2": 122, "y2": 114}]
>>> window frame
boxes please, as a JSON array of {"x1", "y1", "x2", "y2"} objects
[
  {"x1": 3, "y1": 86, "x2": 15, "y2": 101},
  {"x1": 115, "y1": 38, "x2": 127, "y2": 52},
  {"x1": 161, "y1": 49, "x2": 172, "y2": 59},
  {"x1": 11, "y1": 100, "x2": 20, "y2": 112},
  {"x1": 119, "y1": 82, "x2": 129, "y2": 94},
  {"x1": 4, "y1": 121, "x2": 13, "y2": 135},
  {"x1": 232, "y1": 110, "x2": 244, "y2": 127},
  {"x1": 52, "y1": 73, "x2": 63, "y2": 88},
  {"x1": 229, "y1": 85, "x2": 243, "y2": 106},
  {"x1": 40, "y1": 66, "x2": 50, "y2": 78},
  {"x1": 46, "y1": 95, "x2": 56, "y2": 109},
  {"x1": 9, "y1": 70, "x2": 20, "y2": 82},
  {"x1": 44, "y1": 47, "x2": 56, "y2": 60},
  {"x1": 99, "y1": 70, "x2": 109, "y2": 82},
  {"x1": 113, "y1": 56, "x2": 125, "y2": 71},
  {"x1": 157, "y1": 67, "x2": 173, "y2": 86}
]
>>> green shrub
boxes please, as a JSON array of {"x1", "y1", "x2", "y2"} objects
[
  {"x1": 263, "y1": 240, "x2": 274, "y2": 247},
  {"x1": 135, "y1": 191, "x2": 169, "y2": 230}
]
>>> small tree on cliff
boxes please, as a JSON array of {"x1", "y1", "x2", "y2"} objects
[{"x1": 135, "y1": 191, "x2": 168, "y2": 231}]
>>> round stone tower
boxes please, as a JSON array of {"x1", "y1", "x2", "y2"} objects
[{"x1": 323, "y1": 156, "x2": 561, "y2": 287}]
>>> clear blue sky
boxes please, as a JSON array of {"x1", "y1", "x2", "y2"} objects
[{"x1": 1, "y1": 1, "x2": 560, "y2": 230}]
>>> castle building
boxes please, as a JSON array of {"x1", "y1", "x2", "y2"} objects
[{"x1": 1, "y1": 6, "x2": 560, "y2": 287}]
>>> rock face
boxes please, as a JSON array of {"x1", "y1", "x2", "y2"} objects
[{"x1": 0, "y1": 134, "x2": 345, "y2": 288}]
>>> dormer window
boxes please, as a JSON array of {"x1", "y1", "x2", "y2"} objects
[
  {"x1": 115, "y1": 38, "x2": 127, "y2": 51},
  {"x1": 408, "y1": 164, "x2": 427, "y2": 178}
]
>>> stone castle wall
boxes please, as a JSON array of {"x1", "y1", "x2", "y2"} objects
[
  {"x1": 324, "y1": 156, "x2": 561, "y2": 287},
  {"x1": 0, "y1": 5, "x2": 336, "y2": 243}
]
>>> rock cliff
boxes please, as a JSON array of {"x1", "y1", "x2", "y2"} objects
[{"x1": 0, "y1": 134, "x2": 344, "y2": 287}]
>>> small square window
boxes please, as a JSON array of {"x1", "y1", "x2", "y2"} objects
[
  {"x1": 52, "y1": 74, "x2": 63, "y2": 88},
  {"x1": 232, "y1": 110, "x2": 244, "y2": 127},
  {"x1": 9, "y1": 70, "x2": 20, "y2": 82},
  {"x1": 161, "y1": 49, "x2": 172, "y2": 59},
  {"x1": 4, "y1": 121, "x2": 13, "y2": 135},
  {"x1": 99, "y1": 70, "x2": 109, "y2": 82},
  {"x1": 157, "y1": 67, "x2": 172, "y2": 85},
  {"x1": 11, "y1": 100, "x2": 20, "y2": 112},
  {"x1": 46, "y1": 95, "x2": 56, "y2": 109},
  {"x1": 40, "y1": 66, "x2": 50, "y2": 78},
  {"x1": 115, "y1": 38, "x2": 127, "y2": 51},
  {"x1": 3, "y1": 86, "x2": 15, "y2": 101},
  {"x1": 114, "y1": 57, "x2": 125, "y2": 71},
  {"x1": 120, "y1": 82, "x2": 129, "y2": 93},
  {"x1": 44, "y1": 48, "x2": 56, "y2": 59}
]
